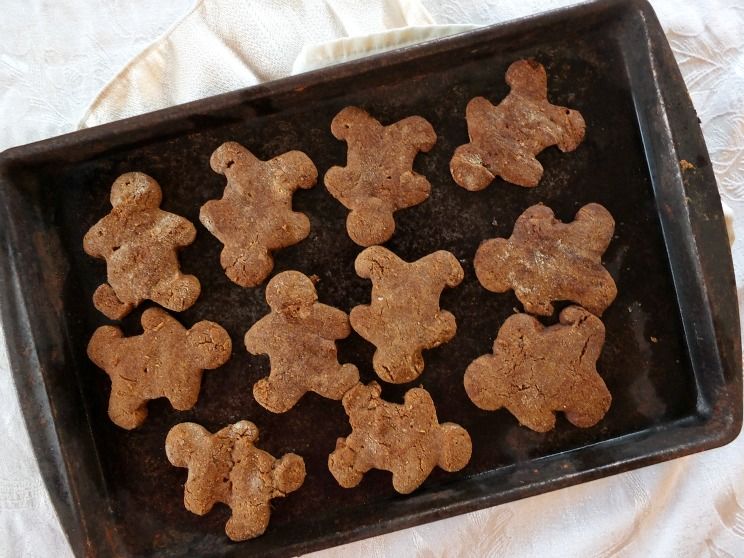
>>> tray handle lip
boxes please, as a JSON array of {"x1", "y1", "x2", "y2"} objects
[{"x1": 627, "y1": 0, "x2": 742, "y2": 435}]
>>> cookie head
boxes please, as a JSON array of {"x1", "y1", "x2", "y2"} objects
[
  {"x1": 330, "y1": 106, "x2": 377, "y2": 139},
  {"x1": 346, "y1": 198, "x2": 396, "y2": 247},
  {"x1": 110, "y1": 172, "x2": 162, "y2": 209},
  {"x1": 165, "y1": 422, "x2": 211, "y2": 468},
  {"x1": 505, "y1": 59, "x2": 547, "y2": 98},
  {"x1": 265, "y1": 270, "x2": 318, "y2": 317}
]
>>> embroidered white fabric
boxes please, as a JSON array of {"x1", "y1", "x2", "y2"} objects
[{"x1": 1, "y1": 1, "x2": 743, "y2": 557}]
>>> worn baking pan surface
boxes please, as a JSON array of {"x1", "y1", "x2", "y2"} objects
[{"x1": 0, "y1": 0, "x2": 739, "y2": 556}]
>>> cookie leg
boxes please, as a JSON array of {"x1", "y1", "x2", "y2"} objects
[
  {"x1": 437, "y1": 423, "x2": 472, "y2": 472},
  {"x1": 564, "y1": 385, "x2": 611, "y2": 428},
  {"x1": 508, "y1": 402, "x2": 556, "y2": 433},
  {"x1": 93, "y1": 283, "x2": 134, "y2": 320},
  {"x1": 226, "y1": 502, "x2": 271, "y2": 541},
  {"x1": 151, "y1": 274, "x2": 201, "y2": 312},
  {"x1": 450, "y1": 143, "x2": 495, "y2": 191},
  {"x1": 391, "y1": 448, "x2": 429, "y2": 494},
  {"x1": 373, "y1": 346, "x2": 424, "y2": 384},
  {"x1": 108, "y1": 391, "x2": 148, "y2": 430},
  {"x1": 165, "y1": 374, "x2": 201, "y2": 411},
  {"x1": 346, "y1": 198, "x2": 396, "y2": 247},
  {"x1": 496, "y1": 151, "x2": 543, "y2": 188},
  {"x1": 312, "y1": 363, "x2": 359, "y2": 400},
  {"x1": 253, "y1": 376, "x2": 304, "y2": 413},
  {"x1": 220, "y1": 243, "x2": 274, "y2": 288},
  {"x1": 328, "y1": 438, "x2": 365, "y2": 488}
]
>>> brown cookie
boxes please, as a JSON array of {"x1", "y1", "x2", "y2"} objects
[
  {"x1": 83, "y1": 172, "x2": 201, "y2": 320},
  {"x1": 328, "y1": 382, "x2": 471, "y2": 494},
  {"x1": 200, "y1": 141, "x2": 317, "y2": 287},
  {"x1": 464, "y1": 306, "x2": 610, "y2": 432},
  {"x1": 245, "y1": 270, "x2": 360, "y2": 413},
  {"x1": 450, "y1": 59, "x2": 586, "y2": 190},
  {"x1": 350, "y1": 246, "x2": 464, "y2": 383},
  {"x1": 87, "y1": 307, "x2": 231, "y2": 429},
  {"x1": 324, "y1": 106, "x2": 437, "y2": 246},
  {"x1": 166, "y1": 421, "x2": 305, "y2": 541},
  {"x1": 475, "y1": 203, "x2": 617, "y2": 316}
]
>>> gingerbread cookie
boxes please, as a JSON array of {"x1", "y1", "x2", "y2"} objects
[
  {"x1": 166, "y1": 421, "x2": 305, "y2": 541},
  {"x1": 464, "y1": 306, "x2": 610, "y2": 432},
  {"x1": 324, "y1": 106, "x2": 437, "y2": 246},
  {"x1": 329, "y1": 382, "x2": 471, "y2": 494},
  {"x1": 350, "y1": 246, "x2": 464, "y2": 383},
  {"x1": 87, "y1": 307, "x2": 231, "y2": 429},
  {"x1": 245, "y1": 270, "x2": 360, "y2": 413},
  {"x1": 475, "y1": 203, "x2": 617, "y2": 316},
  {"x1": 83, "y1": 172, "x2": 201, "y2": 320},
  {"x1": 200, "y1": 141, "x2": 317, "y2": 287},
  {"x1": 451, "y1": 59, "x2": 586, "y2": 190}
]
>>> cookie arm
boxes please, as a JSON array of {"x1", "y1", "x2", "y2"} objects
[
  {"x1": 313, "y1": 305, "x2": 351, "y2": 340},
  {"x1": 391, "y1": 116, "x2": 437, "y2": 152},
  {"x1": 426, "y1": 250, "x2": 464, "y2": 288},
  {"x1": 83, "y1": 217, "x2": 115, "y2": 258},
  {"x1": 87, "y1": 325, "x2": 124, "y2": 370},
  {"x1": 274, "y1": 151, "x2": 318, "y2": 191},
  {"x1": 167, "y1": 215, "x2": 198, "y2": 248},
  {"x1": 244, "y1": 317, "x2": 272, "y2": 356}
]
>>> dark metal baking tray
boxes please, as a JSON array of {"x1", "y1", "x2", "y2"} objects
[{"x1": 0, "y1": 0, "x2": 739, "y2": 556}]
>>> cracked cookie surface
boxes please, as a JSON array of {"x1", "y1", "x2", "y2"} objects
[
  {"x1": 166, "y1": 421, "x2": 305, "y2": 541},
  {"x1": 475, "y1": 203, "x2": 617, "y2": 317},
  {"x1": 245, "y1": 270, "x2": 359, "y2": 413},
  {"x1": 324, "y1": 106, "x2": 437, "y2": 246},
  {"x1": 200, "y1": 141, "x2": 317, "y2": 287},
  {"x1": 450, "y1": 59, "x2": 585, "y2": 190},
  {"x1": 83, "y1": 172, "x2": 201, "y2": 319},
  {"x1": 464, "y1": 306, "x2": 611, "y2": 432},
  {"x1": 350, "y1": 246, "x2": 464, "y2": 383},
  {"x1": 328, "y1": 382, "x2": 472, "y2": 494},
  {"x1": 87, "y1": 307, "x2": 231, "y2": 429}
]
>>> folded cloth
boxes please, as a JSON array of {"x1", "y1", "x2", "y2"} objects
[{"x1": 79, "y1": 0, "x2": 434, "y2": 128}]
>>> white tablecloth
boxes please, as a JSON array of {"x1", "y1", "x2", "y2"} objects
[{"x1": 1, "y1": 1, "x2": 743, "y2": 557}]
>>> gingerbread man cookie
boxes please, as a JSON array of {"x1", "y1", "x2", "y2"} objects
[
  {"x1": 83, "y1": 172, "x2": 201, "y2": 320},
  {"x1": 329, "y1": 382, "x2": 471, "y2": 494},
  {"x1": 451, "y1": 59, "x2": 586, "y2": 190},
  {"x1": 324, "y1": 106, "x2": 437, "y2": 246},
  {"x1": 166, "y1": 421, "x2": 305, "y2": 541},
  {"x1": 475, "y1": 203, "x2": 617, "y2": 316},
  {"x1": 464, "y1": 306, "x2": 611, "y2": 432},
  {"x1": 245, "y1": 270, "x2": 360, "y2": 413},
  {"x1": 350, "y1": 246, "x2": 464, "y2": 383},
  {"x1": 87, "y1": 307, "x2": 231, "y2": 429},
  {"x1": 200, "y1": 141, "x2": 317, "y2": 287}
]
